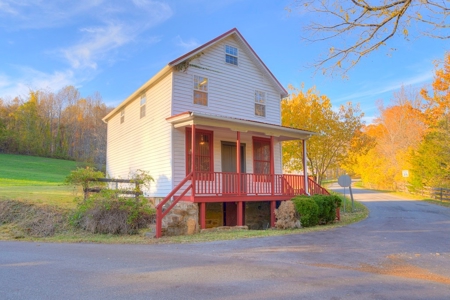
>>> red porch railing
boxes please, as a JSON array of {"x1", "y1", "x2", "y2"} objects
[
  {"x1": 191, "y1": 172, "x2": 327, "y2": 197},
  {"x1": 193, "y1": 172, "x2": 294, "y2": 196}
]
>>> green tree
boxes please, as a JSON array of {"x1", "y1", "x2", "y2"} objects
[{"x1": 282, "y1": 85, "x2": 364, "y2": 184}]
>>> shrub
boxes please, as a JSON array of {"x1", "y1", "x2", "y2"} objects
[
  {"x1": 70, "y1": 189, "x2": 155, "y2": 234},
  {"x1": 292, "y1": 196, "x2": 319, "y2": 227},
  {"x1": 65, "y1": 167, "x2": 105, "y2": 200},
  {"x1": 274, "y1": 200, "x2": 301, "y2": 229},
  {"x1": 311, "y1": 195, "x2": 334, "y2": 224},
  {"x1": 311, "y1": 194, "x2": 343, "y2": 224}
]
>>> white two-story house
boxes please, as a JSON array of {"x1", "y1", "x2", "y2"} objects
[{"x1": 102, "y1": 28, "x2": 327, "y2": 237}]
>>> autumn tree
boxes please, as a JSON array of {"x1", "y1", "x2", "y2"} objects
[
  {"x1": 289, "y1": 0, "x2": 449, "y2": 74},
  {"x1": 0, "y1": 86, "x2": 111, "y2": 167},
  {"x1": 410, "y1": 51, "x2": 450, "y2": 189},
  {"x1": 282, "y1": 85, "x2": 364, "y2": 184},
  {"x1": 351, "y1": 89, "x2": 427, "y2": 190}
]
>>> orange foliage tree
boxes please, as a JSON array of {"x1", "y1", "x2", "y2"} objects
[{"x1": 350, "y1": 89, "x2": 427, "y2": 190}]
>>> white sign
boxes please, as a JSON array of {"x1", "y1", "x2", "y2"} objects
[
  {"x1": 402, "y1": 170, "x2": 409, "y2": 178},
  {"x1": 338, "y1": 175, "x2": 352, "y2": 187}
]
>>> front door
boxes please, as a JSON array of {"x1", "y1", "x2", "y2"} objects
[
  {"x1": 221, "y1": 142, "x2": 245, "y2": 193},
  {"x1": 222, "y1": 142, "x2": 245, "y2": 226}
]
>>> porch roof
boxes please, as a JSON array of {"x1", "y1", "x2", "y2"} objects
[{"x1": 166, "y1": 111, "x2": 316, "y2": 141}]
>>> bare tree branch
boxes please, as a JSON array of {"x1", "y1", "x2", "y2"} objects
[{"x1": 290, "y1": 0, "x2": 449, "y2": 76}]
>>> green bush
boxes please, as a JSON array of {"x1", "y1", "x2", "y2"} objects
[
  {"x1": 311, "y1": 195, "x2": 336, "y2": 224},
  {"x1": 313, "y1": 194, "x2": 342, "y2": 224},
  {"x1": 292, "y1": 196, "x2": 319, "y2": 227},
  {"x1": 70, "y1": 189, "x2": 155, "y2": 234}
]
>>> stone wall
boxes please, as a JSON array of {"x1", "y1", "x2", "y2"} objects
[{"x1": 162, "y1": 201, "x2": 199, "y2": 236}]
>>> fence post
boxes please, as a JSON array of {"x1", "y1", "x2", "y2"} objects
[{"x1": 441, "y1": 188, "x2": 443, "y2": 202}]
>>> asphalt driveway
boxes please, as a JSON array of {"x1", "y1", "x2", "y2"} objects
[{"x1": 1, "y1": 184, "x2": 449, "y2": 299}]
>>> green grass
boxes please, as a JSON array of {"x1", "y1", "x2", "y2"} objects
[
  {"x1": 0, "y1": 154, "x2": 80, "y2": 207},
  {"x1": 0, "y1": 153, "x2": 77, "y2": 184}
]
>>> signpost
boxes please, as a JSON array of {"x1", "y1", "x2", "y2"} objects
[{"x1": 338, "y1": 175, "x2": 354, "y2": 212}]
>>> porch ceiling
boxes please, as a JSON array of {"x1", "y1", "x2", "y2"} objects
[{"x1": 166, "y1": 111, "x2": 315, "y2": 141}]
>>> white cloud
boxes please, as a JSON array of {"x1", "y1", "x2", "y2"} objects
[
  {"x1": 0, "y1": 0, "x2": 173, "y2": 96},
  {"x1": 62, "y1": 24, "x2": 130, "y2": 70},
  {"x1": 174, "y1": 35, "x2": 200, "y2": 50},
  {"x1": 0, "y1": 68, "x2": 76, "y2": 99},
  {"x1": 56, "y1": 1, "x2": 173, "y2": 70}
]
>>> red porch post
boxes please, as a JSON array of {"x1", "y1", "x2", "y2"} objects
[
  {"x1": 237, "y1": 131, "x2": 241, "y2": 196},
  {"x1": 270, "y1": 136, "x2": 275, "y2": 195},
  {"x1": 237, "y1": 201, "x2": 244, "y2": 226},
  {"x1": 191, "y1": 124, "x2": 196, "y2": 197},
  {"x1": 270, "y1": 200, "x2": 276, "y2": 228},
  {"x1": 200, "y1": 202, "x2": 206, "y2": 229},
  {"x1": 236, "y1": 132, "x2": 244, "y2": 226},
  {"x1": 303, "y1": 139, "x2": 309, "y2": 195}
]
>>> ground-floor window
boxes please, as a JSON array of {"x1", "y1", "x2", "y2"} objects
[
  {"x1": 186, "y1": 128, "x2": 213, "y2": 175},
  {"x1": 253, "y1": 137, "x2": 271, "y2": 175}
]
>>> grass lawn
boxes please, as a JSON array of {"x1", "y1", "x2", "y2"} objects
[
  {"x1": 0, "y1": 154, "x2": 80, "y2": 208},
  {"x1": 0, "y1": 153, "x2": 77, "y2": 184}
]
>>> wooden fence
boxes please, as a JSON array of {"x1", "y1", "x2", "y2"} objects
[
  {"x1": 84, "y1": 178, "x2": 143, "y2": 200},
  {"x1": 430, "y1": 187, "x2": 450, "y2": 202}
]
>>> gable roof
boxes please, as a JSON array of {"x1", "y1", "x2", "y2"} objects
[
  {"x1": 168, "y1": 28, "x2": 288, "y2": 97},
  {"x1": 103, "y1": 28, "x2": 288, "y2": 122}
]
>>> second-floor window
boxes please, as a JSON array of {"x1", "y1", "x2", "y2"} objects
[
  {"x1": 194, "y1": 75, "x2": 208, "y2": 106},
  {"x1": 255, "y1": 90, "x2": 266, "y2": 117},
  {"x1": 140, "y1": 94, "x2": 146, "y2": 118},
  {"x1": 225, "y1": 45, "x2": 238, "y2": 65}
]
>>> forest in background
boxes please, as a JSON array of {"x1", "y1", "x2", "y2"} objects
[{"x1": 0, "y1": 86, "x2": 111, "y2": 168}]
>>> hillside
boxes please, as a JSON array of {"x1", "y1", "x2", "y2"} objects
[{"x1": 0, "y1": 154, "x2": 77, "y2": 186}]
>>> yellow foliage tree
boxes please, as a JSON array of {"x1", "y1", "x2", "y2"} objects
[{"x1": 282, "y1": 85, "x2": 364, "y2": 184}]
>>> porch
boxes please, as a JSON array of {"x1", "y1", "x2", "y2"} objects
[{"x1": 155, "y1": 111, "x2": 327, "y2": 238}]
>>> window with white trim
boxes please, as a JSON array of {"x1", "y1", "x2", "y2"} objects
[
  {"x1": 225, "y1": 45, "x2": 238, "y2": 65},
  {"x1": 140, "y1": 94, "x2": 146, "y2": 119},
  {"x1": 254, "y1": 90, "x2": 266, "y2": 117},
  {"x1": 120, "y1": 109, "x2": 125, "y2": 124},
  {"x1": 193, "y1": 75, "x2": 208, "y2": 106}
]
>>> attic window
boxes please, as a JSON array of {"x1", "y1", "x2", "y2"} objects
[
  {"x1": 120, "y1": 109, "x2": 125, "y2": 124},
  {"x1": 140, "y1": 94, "x2": 146, "y2": 118},
  {"x1": 225, "y1": 45, "x2": 238, "y2": 66}
]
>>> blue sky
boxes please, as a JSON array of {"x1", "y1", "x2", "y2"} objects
[{"x1": 0, "y1": 0, "x2": 448, "y2": 123}]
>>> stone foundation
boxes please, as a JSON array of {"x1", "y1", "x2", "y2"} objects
[
  {"x1": 245, "y1": 201, "x2": 271, "y2": 230},
  {"x1": 161, "y1": 201, "x2": 199, "y2": 236},
  {"x1": 206, "y1": 203, "x2": 223, "y2": 228}
]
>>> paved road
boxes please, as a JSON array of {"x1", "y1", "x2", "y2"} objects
[{"x1": 1, "y1": 185, "x2": 450, "y2": 299}]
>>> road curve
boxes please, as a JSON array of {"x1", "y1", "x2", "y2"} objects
[{"x1": 1, "y1": 185, "x2": 450, "y2": 299}]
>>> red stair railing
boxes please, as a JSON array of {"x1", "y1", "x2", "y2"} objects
[{"x1": 155, "y1": 172, "x2": 193, "y2": 238}]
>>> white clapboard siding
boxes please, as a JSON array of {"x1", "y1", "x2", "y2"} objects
[
  {"x1": 106, "y1": 73, "x2": 173, "y2": 197},
  {"x1": 172, "y1": 125, "x2": 284, "y2": 186},
  {"x1": 172, "y1": 35, "x2": 282, "y2": 125}
]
